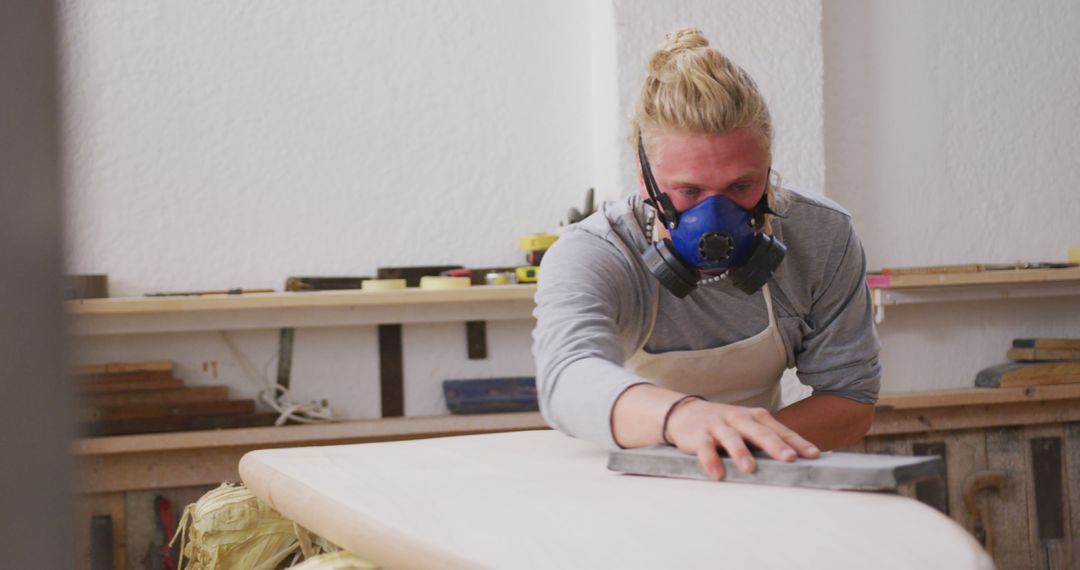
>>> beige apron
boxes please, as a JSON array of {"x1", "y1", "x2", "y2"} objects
[{"x1": 624, "y1": 284, "x2": 788, "y2": 411}]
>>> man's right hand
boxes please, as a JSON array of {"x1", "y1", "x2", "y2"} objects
[{"x1": 665, "y1": 399, "x2": 820, "y2": 480}]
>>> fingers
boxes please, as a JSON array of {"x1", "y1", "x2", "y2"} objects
[
  {"x1": 754, "y1": 411, "x2": 821, "y2": 458},
  {"x1": 695, "y1": 438, "x2": 725, "y2": 481},
  {"x1": 676, "y1": 404, "x2": 821, "y2": 480},
  {"x1": 730, "y1": 410, "x2": 797, "y2": 464},
  {"x1": 711, "y1": 425, "x2": 757, "y2": 474}
]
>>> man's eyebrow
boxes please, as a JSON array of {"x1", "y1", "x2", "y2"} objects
[{"x1": 667, "y1": 170, "x2": 761, "y2": 187}]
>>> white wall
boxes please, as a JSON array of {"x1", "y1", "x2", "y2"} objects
[
  {"x1": 825, "y1": 0, "x2": 1080, "y2": 267},
  {"x1": 605, "y1": 0, "x2": 826, "y2": 201},
  {"x1": 824, "y1": 0, "x2": 1080, "y2": 392},
  {"x1": 62, "y1": 1, "x2": 828, "y2": 418},
  {"x1": 60, "y1": 0, "x2": 593, "y2": 297},
  {"x1": 63, "y1": 0, "x2": 1080, "y2": 411}
]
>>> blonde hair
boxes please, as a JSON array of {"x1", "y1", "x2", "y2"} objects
[{"x1": 631, "y1": 28, "x2": 781, "y2": 231}]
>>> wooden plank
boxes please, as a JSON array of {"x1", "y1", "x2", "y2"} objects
[
  {"x1": 1013, "y1": 338, "x2": 1080, "y2": 350},
  {"x1": 1066, "y1": 422, "x2": 1080, "y2": 568},
  {"x1": 877, "y1": 384, "x2": 1080, "y2": 410},
  {"x1": 76, "y1": 370, "x2": 175, "y2": 385},
  {"x1": 1007, "y1": 347, "x2": 1080, "y2": 362},
  {"x1": 75, "y1": 412, "x2": 547, "y2": 456},
  {"x1": 74, "y1": 360, "x2": 174, "y2": 376},
  {"x1": 880, "y1": 263, "x2": 983, "y2": 276},
  {"x1": 975, "y1": 361, "x2": 1080, "y2": 388},
  {"x1": 80, "y1": 399, "x2": 255, "y2": 423},
  {"x1": 984, "y1": 427, "x2": 1032, "y2": 569},
  {"x1": 378, "y1": 324, "x2": 404, "y2": 418},
  {"x1": 870, "y1": 399, "x2": 1080, "y2": 436},
  {"x1": 80, "y1": 385, "x2": 230, "y2": 408},
  {"x1": 873, "y1": 266, "x2": 1080, "y2": 289},
  {"x1": 76, "y1": 379, "x2": 184, "y2": 395},
  {"x1": 1026, "y1": 426, "x2": 1067, "y2": 570},
  {"x1": 79, "y1": 411, "x2": 278, "y2": 437},
  {"x1": 67, "y1": 284, "x2": 538, "y2": 315},
  {"x1": 940, "y1": 431, "x2": 989, "y2": 546},
  {"x1": 76, "y1": 492, "x2": 126, "y2": 570},
  {"x1": 75, "y1": 414, "x2": 549, "y2": 493}
]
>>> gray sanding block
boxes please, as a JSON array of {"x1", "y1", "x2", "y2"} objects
[{"x1": 607, "y1": 446, "x2": 943, "y2": 491}]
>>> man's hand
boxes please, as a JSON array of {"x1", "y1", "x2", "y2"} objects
[{"x1": 665, "y1": 399, "x2": 820, "y2": 480}]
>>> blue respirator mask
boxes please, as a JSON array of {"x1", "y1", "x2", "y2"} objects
[{"x1": 638, "y1": 136, "x2": 787, "y2": 298}]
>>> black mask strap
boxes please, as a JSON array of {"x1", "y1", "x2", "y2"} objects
[
  {"x1": 748, "y1": 167, "x2": 785, "y2": 229},
  {"x1": 638, "y1": 136, "x2": 679, "y2": 230}
]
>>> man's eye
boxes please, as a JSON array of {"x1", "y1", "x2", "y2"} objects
[
  {"x1": 732, "y1": 183, "x2": 752, "y2": 193},
  {"x1": 679, "y1": 188, "x2": 700, "y2": 198}
]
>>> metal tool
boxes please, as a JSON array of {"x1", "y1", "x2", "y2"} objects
[{"x1": 608, "y1": 446, "x2": 944, "y2": 491}]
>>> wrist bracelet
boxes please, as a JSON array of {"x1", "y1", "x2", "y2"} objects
[{"x1": 661, "y1": 394, "x2": 705, "y2": 446}]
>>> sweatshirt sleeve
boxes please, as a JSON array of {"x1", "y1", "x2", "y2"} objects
[
  {"x1": 531, "y1": 227, "x2": 652, "y2": 449},
  {"x1": 794, "y1": 221, "x2": 882, "y2": 403}
]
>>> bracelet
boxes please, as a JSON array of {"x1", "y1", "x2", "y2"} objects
[{"x1": 661, "y1": 394, "x2": 705, "y2": 446}]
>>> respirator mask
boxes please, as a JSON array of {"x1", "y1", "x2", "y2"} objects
[{"x1": 638, "y1": 137, "x2": 787, "y2": 298}]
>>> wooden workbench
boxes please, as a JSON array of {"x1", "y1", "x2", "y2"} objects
[
  {"x1": 853, "y1": 384, "x2": 1080, "y2": 569},
  {"x1": 76, "y1": 385, "x2": 1080, "y2": 569},
  {"x1": 239, "y1": 430, "x2": 992, "y2": 569}
]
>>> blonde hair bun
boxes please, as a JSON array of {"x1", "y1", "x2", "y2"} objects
[
  {"x1": 633, "y1": 27, "x2": 781, "y2": 233},
  {"x1": 663, "y1": 28, "x2": 709, "y2": 52},
  {"x1": 649, "y1": 28, "x2": 709, "y2": 76}
]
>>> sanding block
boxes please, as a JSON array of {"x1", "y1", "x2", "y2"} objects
[{"x1": 608, "y1": 446, "x2": 943, "y2": 491}]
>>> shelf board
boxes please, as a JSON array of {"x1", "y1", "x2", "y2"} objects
[
  {"x1": 67, "y1": 285, "x2": 539, "y2": 336},
  {"x1": 869, "y1": 266, "x2": 1080, "y2": 289},
  {"x1": 68, "y1": 285, "x2": 538, "y2": 315},
  {"x1": 868, "y1": 267, "x2": 1080, "y2": 323},
  {"x1": 877, "y1": 383, "x2": 1080, "y2": 410},
  {"x1": 75, "y1": 412, "x2": 549, "y2": 493},
  {"x1": 74, "y1": 411, "x2": 548, "y2": 456}
]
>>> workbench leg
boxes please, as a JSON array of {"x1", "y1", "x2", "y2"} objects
[
  {"x1": 1065, "y1": 423, "x2": 1080, "y2": 569},
  {"x1": 984, "y1": 427, "x2": 1032, "y2": 569},
  {"x1": 77, "y1": 492, "x2": 126, "y2": 570},
  {"x1": 1025, "y1": 425, "x2": 1068, "y2": 570},
  {"x1": 938, "y1": 430, "x2": 988, "y2": 545}
]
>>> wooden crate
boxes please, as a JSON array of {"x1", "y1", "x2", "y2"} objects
[{"x1": 865, "y1": 386, "x2": 1080, "y2": 569}]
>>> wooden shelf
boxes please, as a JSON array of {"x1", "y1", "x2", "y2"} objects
[
  {"x1": 75, "y1": 412, "x2": 548, "y2": 493},
  {"x1": 868, "y1": 266, "x2": 1080, "y2": 323},
  {"x1": 67, "y1": 285, "x2": 538, "y2": 336},
  {"x1": 877, "y1": 383, "x2": 1080, "y2": 410},
  {"x1": 73, "y1": 385, "x2": 1080, "y2": 494}
]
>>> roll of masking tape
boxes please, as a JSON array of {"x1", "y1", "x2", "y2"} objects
[
  {"x1": 361, "y1": 279, "x2": 407, "y2": 291},
  {"x1": 419, "y1": 276, "x2": 471, "y2": 290}
]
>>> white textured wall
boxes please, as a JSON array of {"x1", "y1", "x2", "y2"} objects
[
  {"x1": 825, "y1": 0, "x2": 1080, "y2": 267},
  {"x1": 604, "y1": 0, "x2": 826, "y2": 201},
  {"x1": 63, "y1": 1, "x2": 828, "y2": 417},
  {"x1": 824, "y1": 0, "x2": 1080, "y2": 392},
  {"x1": 60, "y1": 0, "x2": 592, "y2": 296}
]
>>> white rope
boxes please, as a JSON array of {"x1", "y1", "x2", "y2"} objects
[{"x1": 218, "y1": 331, "x2": 336, "y2": 425}]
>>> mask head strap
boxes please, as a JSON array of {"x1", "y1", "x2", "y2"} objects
[
  {"x1": 748, "y1": 167, "x2": 786, "y2": 229},
  {"x1": 638, "y1": 135, "x2": 679, "y2": 230}
]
